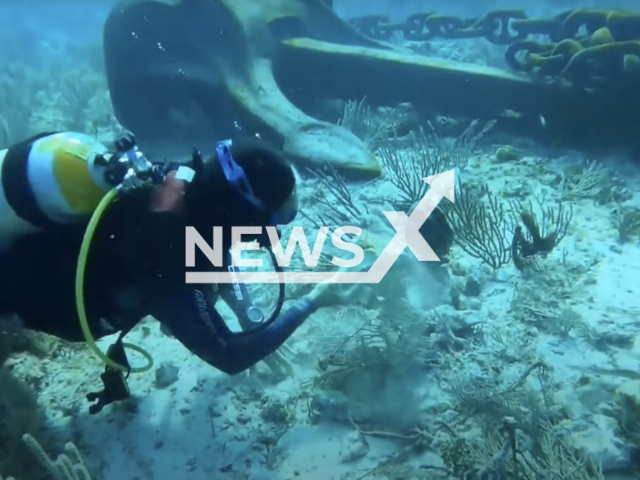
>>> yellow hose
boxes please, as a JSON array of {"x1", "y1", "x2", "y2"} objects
[{"x1": 75, "y1": 187, "x2": 154, "y2": 373}]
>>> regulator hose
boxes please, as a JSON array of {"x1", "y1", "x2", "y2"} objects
[{"x1": 75, "y1": 187, "x2": 154, "y2": 374}]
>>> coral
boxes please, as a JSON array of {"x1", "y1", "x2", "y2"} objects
[
  {"x1": 17, "y1": 434, "x2": 92, "y2": 480},
  {"x1": 306, "y1": 162, "x2": 363, "y2": 226},
  {"x1": 259, "y1": 395, "x2": 296, "y2": 425},
  {"x1": 308, "y1": 306, "x2": 428, "y2": 429},
  {"x1": 447, "y1": 361, "x2": 555, "y2": 437},
  {"x1": 378, "y1": 128, "x2": 450, "y2": 209},
  {"x1": 510, "y1": 282, "x2": 587, "y2": 338},
  {"x1": 614, "y1": 206, "x2": 640, "y2": 244},
  {"x1": 337, "y1": 97, "x2": 405, "y2": 150},
  {"x1": 614, "y1": 380, "x2": 640, "y2": 446},
  {"x1": 528, "y1": 423, "x2": 605, "y2": 480},
  {"x1": 441, "y1": 418, "x2": 605, "y2": 480},
  {"x1": 442, "y1": 178, "x2": 512, "y2": 270},
  {"x1": 0, "y1": 317, "x2": 62, "y2": 366},
  {"x1": 494, "y1": 145, "x2": 523, "y2": 162},
  {"x1": 0, "y1": 370, "x2": 45, "y2": 480},
  {"x1": 378, "y1": 119, "x2": 488, "y2": 210},
  {"x1": 558, "y1": 159, "x2": 613, "y2": 203},
  {"x1": 308, "y1": 304, "x2": 477, "y2": 433},
  {"x1": 345, "y1": 418, "x2": 432, "y2": 473},
  {"x1": 510, "y1": 193, "x2": 573, "y2": 271},
  {"x1": 440, "y1": 361, "x2": 605, "y2": 480},
  {"x1": 426, "y1": 117, "x2": 496, "y2": 159}
]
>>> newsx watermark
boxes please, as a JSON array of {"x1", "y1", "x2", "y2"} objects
[{"x1": 185, "y1": 170, "x2": 455, "y2": 284}]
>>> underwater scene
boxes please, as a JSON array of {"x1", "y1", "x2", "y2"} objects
[{"x1": 2, "y1": 0, "x2": 640, "y2": 479}]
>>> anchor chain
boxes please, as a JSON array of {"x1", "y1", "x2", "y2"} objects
[{"x1": 348, "y1": 9, "x2": 640, "y2": 85}]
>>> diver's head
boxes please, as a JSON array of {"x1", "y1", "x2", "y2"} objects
[{"x1": 189, "y1": 136, "x2": 298, "y2": 226}]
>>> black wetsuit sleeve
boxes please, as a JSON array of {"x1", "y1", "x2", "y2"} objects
[
  {"x1": 216, "y1": 274, "x2": 262, "y2": 331},
  {"x1": 147, "y1": 286, "x2": 315, "y2": 374}
]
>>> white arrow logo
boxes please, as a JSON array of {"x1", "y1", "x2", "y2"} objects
[{"x1": 186, "y1": 170, "x2": 455, "y2": 284}]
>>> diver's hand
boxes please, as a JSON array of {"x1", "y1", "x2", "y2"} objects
[
  {"x1": 250, "y1": 345, "x2": 295, "y2": 379},
  {"x1": 114, "y1": 131, "x2": 136, "y2": 152}
]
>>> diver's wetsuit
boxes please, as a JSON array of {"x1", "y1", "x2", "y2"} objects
[
  {"x1": 0, "y1": 185, "x2": 314, "y2": 375},
  {"x1": 147, "y1": 287, "x2": 313, "y2": 374}
]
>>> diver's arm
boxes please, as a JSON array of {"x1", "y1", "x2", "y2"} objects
[
  {"x1": 216, "y1": 275, "x2": 260, "y2": 332},
  {"x1": 148, "y1": 286, "x2": 317, "y2": 375}
]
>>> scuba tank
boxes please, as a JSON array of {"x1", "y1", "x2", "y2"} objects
[{"x1": 0, "y1": 131, "x2": 161, "y2": 249}]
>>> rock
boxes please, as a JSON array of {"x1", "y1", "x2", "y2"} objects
[
  {"x1": 237, "y1": 414, "x2": 251, "y2": 425},
  {"x1": 340, "y1": 430, "x2": 369, "y2": 463},
  {"x1": 418, "y1": 206, "x2": 454, "y2": 261},
  {"x1": 554, "y1": 377, "x2": 618, "y2": 419},
  {"x1": 154, "y1": 362, "x2": 179, "y2": 389},
  {"x1": 568, "y1": 414, "x2": 631, "y2": 471},
  {"x1": 260, "y1": 397, "x2": 293, "y2": 424},
  {"x1": 455, "y1": 295, "x2": 470, "y2": 311},
  {"x1": 450, "y1": 287, "x2": 462, "y2": 309},
  {"x1": 464, "y1": 275, "x2": 481, "y2": 297},
  {"x1": 614, "y1": 379, "x2": 640, "y2": 430},
  {"x1": 468, "y1": 298, "x2": 482, "y2": 310},
  {"x1": 310, "y1": 390, "x2": 350, "y2": 423}
]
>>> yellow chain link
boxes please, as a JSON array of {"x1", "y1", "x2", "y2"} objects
[{"x1": 348, "y1": 8, "x2": 640, "y2": 86}]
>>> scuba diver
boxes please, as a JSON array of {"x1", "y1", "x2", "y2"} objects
[{"x1": 0, "y1": 130, "x2": 345, "y2": 414}]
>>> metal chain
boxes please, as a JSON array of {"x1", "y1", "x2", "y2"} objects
[{"x1": 347, "y1": 9, "x2": 640, "y2": 85}]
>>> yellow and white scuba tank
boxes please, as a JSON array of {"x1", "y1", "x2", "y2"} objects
[{"x1": 0, "y1": 131, "x2": 114, "y2": 248}]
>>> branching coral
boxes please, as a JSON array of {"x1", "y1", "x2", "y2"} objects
[
  {"x1": 307, "y1": 117, "x2": 493, "y2": 259},
  {"x1": 448, "y1": 361, "x2": 555, "y2": 433},
  {"x1": 378, "y1": 129, "x2": 447, "y2": 209},
  {"x1": 348, "y1": 360, "x2": 584, "y2": 480},
  {"x1": 305, "y1": 163, "x2": 363, "y2": 228},
  {"x1": 2, "y1": 434, "x2": 93, "y2": 480},
  {"x1": 307, "y1": 305, "x2": 435, "y2": 429},
  {"x1": 442, "y1": 179, "x2": 512, "y2": 269},
  {"x1": 559, "y1": 159, "x2": 612, "y2": 203},
  {"x1": 510, "y1": 193, "x2": 573, "y2": 271},
  {"x1": 378, "y1": 125, "x2": 476, "y2": 210},
  {"x1": 614, "y1": 206, "x2": 640, "y2": 244},
  {"x1": 426, "y1": 117, "x2": 496, "y2": 162},
  {"x1": 308, "y1": 303, "x2": 479, "y2": 436},
  {"x1": 440, "y1": 417, "x2": 605, "y2": 480},
  {"x1": 438, "y1": 359, "x2": 605, "y2": 480},
  {"x1": 510, "y1": 282, "x2": 587, "y2": 338},
  {"x1": 312, "y1": 308, "x2": 431, "y2": 390},
  {"x1": 337, "y1": 97, "x2": 405, "y2": 149}
]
